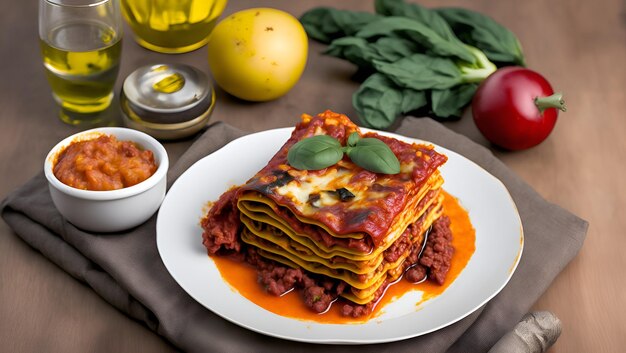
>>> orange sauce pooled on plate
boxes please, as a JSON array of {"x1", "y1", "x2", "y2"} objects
[{"x1": 211, "y1": 190, "x2": 476, "y2": 323}]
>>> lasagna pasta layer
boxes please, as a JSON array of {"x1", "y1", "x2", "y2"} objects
[
  {"x1": 238, "y1": 192, "x2": 442, "y2": 277},
  {"x1": 243, "y1": 198, "x2": 443, "y2": 304},
  {"x1": 237, "y1": 171, "x2": 443, "y2": 262}
]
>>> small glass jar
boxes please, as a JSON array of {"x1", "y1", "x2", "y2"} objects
[
  {"x1": 121, "y1": 64, "x2": 215, "y2": 140},
  {"x1": 121, "y1": 0, "x2": 228, "y2": 54}
]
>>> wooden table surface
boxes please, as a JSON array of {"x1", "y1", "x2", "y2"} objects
[{"x1": 1, "y1": 0, "x2": 624, "y2": 351}]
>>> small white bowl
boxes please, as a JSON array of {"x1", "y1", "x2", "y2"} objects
[{"x1": 44, "y1": 127, "x2": 169, "y2": 233}]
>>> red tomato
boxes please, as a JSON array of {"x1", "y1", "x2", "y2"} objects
[{"x1": 471, "y1": 67, "x2": 566, "y2": 150}]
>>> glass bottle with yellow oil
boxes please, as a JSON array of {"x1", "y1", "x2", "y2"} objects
[
  {"x1": 122, "y1": 0, "x2": 228, "y2": 54},
  {"x1": 39, "y1": 0, "x2": 123, "y2": 125}
]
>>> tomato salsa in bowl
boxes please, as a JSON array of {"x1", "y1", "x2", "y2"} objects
[
  {"x1": 53, "y1": 134, "x2": 158, "y2": 191},
  {"x1": 44, "y1": 127, "x2": 169, "y2": 232}
]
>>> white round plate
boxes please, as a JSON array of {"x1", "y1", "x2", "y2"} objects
[{"x1": 156, "y1": 128, "x2": 523, "y2": 344}]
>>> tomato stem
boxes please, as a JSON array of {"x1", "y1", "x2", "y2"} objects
[{"x1": 535, "y1": 93, "x2": 567, "y2": 114}]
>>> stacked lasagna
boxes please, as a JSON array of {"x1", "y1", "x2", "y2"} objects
[{"x1": 202, "y1": 111, "x2": 450, "y2": 315}]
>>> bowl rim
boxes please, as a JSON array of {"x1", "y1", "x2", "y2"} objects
[{"x1": 44, "y1": 127, "x2": 169, "y2": 201}]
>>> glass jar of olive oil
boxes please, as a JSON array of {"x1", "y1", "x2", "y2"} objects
[
  {"x1": 121, "y1": 0, "x2": 227, "y2": 54},
  {"x1": 39, "y1": 0, "x2": 123, "y2": 125}
]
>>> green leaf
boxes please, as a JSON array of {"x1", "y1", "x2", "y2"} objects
[
  {"x1": 430, "y1": 83, "x2": 478, "y2": 118},
  {"x1": 287, "y1": 135, "x2": 343, "y2": 170},
  {"x1": 353, "y1": 73, "x2": 427, "y2": 129},
  {"x1": 287, "y1": 132, "x2": 400, "y2": 174},
  {"x1": 325, "y1": 37, "x2": 383, "y2": 69},
  {"x1": 300, "y1": 8, "x2": 381, "y2": 44},
  {"x1": 370, "y1": 37, "x2": 420, "y2": 62},
  {"x1": 347, "y1": 132, "x2": 360, "y2": 147},
  {"x1": 435, "y1": 7, "x2": 525, "y2": 66},
  {"x1": 348, "y1": 138, "x2": 401, "y2": 174},
  {"x1": 353, "y1": 74, "x2": 403, "y2": 129},
  {"x1": 373, "y1": 53, "x2": 462, "y2": 90},
  {"x1": 356, "y1": 16, "x2": 475, "y2": 63},
  {"x1": 326, "y1": 36, "x2": 420, "y2": 69},
  {"x1": 374, "y1": 0, "x2": 461, "y2": 45},
  {"x1": 400, "y1": 88, "x2": 428, "y2": 114}
]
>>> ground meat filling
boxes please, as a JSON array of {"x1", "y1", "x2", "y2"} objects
[
  {"x1": 245, "y1": 247, "x2": 343, "y2": 313},
  {"x1": 202, "y1": 201, "x2": 454, "y2": 317},
  {"x1": 416, "y1": 215, "x2": 454, "y2": 285},
  {"x1": 201, "y1": 188, "x2": 242, "y2": 254},
  {"x1": 203, "y1": 214, "x2": 454, "y2": 318}
]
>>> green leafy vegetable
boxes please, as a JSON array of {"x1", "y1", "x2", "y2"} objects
[
  {"x1": 356, "y1": 17, "x2": 475, "y2": 63},
  {"x1": 431, "y1": 84, "x2": 478, "y2": 118},
  {"x1": 435, "y1": 8, "x2": 525, "y2": 66},
  {"x1": 352, "y1": 73, "x2": 427, "y2": 129},
  {"x1": 326, "y1": 36, "x2": 419, "y2": 70},
  {"x1": 400, "y1": 87, "x2": 428, "y2": 114},
  {"x1": 287, "y1": 133, "x2": 400, "y2": 174},
  {"x1": 371, "y1": 37, "x2": 420, "y2": 63},
  {"x1": 325, "y1": 37, "x2": 383, "y2": 69},
  {"x1": 287, "y1": 135, "x2": 343, "y2": 170},
  {"x1": 373, "y1": 53, "x2": 462, "y2": 90},
  {"x1": 352, "y1": 74, "x2": 403, "y2": 129},
  {"x1": 299, "y1": 8, "x2": 381, "y2": 44},
  {"x1": 374, "y1": 0, "x2": 461, "y2": 47},
  {"x1": 456, "y1": 45, "x2": 498, "y2": 83},
  {"x1": 299, "y1": 0, "x2": 526, "y2": 128}
]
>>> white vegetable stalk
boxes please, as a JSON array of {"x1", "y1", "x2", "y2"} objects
[{"x1": 489, "y1": 311, "x2": 562, "y2": 353}]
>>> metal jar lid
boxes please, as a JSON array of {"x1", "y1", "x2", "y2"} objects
[{"x1": 121, "y1": 64, "x2": 215, "y2": 140}]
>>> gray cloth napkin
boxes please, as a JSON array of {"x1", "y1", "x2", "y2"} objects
[{"x1": 1, "y1": 118, "x2": 587, "y2": 353}]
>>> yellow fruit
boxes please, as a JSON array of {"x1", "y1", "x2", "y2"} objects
[{"x1": 207, "y1": 8, "x2": 308, "y2": 101}]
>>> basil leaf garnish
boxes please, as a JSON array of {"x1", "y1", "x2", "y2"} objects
[
  {"x1": 287, "y1": 133, "x2": 401, "y2": 175},
  {"x1": 347, "y1": 132, "x2": 360, "y2": 147},
  {"x1": 348, "y1": 138, "x2": 401, "y2": 174},
  {"x1": 287, "y1": 135, "x2": 343, "y2": 170}
]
